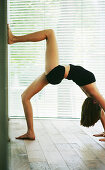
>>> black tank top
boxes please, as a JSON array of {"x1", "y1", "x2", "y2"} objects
[{"x1": 66, "y1": 64, "x2": 96, "y2": 86}]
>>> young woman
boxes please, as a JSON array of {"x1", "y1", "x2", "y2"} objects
[{"x1": 8, "y1": 26, "x2": 105, "y2": 141}]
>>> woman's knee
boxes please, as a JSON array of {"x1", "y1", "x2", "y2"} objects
[
  {"x1": 46, "y1": 29, "x2": 55, "y2": 39},
  {"x1": 21, "y1": 91, "x2": 30, "y2": 103}
]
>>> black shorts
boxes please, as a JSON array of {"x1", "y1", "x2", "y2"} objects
[
  {"x1": 66, "y1": 64, "x2": 96, "y2": 86},
  {"x1": 46, "y1": 65, "x2": 65, "y2": 85}
]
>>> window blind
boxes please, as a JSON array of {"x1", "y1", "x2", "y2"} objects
[{"x1": 8, "y1": 0, "x2": 105, "y2": 118}]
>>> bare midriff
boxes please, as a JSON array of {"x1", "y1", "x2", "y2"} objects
[{"x1": 64, "y1": 64, "x2": 70, "y2": 78}]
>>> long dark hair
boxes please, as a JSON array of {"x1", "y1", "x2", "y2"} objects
[{"x1": 80, "y1": 97, "x2": 101, "y2": 127}]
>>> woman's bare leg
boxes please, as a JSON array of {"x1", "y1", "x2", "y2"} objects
[
  {"x1": 8, "y1": 26, "x2": 59, "y2": 73},
  {"x1": 44, "y1": 29, "x2": 59, "y2": 73},
  {"x1": 8, "y1": 26, "x2": 59, "y2": 139},
  {"x1": 16, "y1": 73, "x2": 48, "y2": 140},
  {"x1": 8, "y1": 28, "x2": 48, "y2": 44}
]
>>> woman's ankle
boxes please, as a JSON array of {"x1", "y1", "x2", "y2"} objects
[
  {"x1": 13, "y1": 36, "x2": 18, "y2": 43},
  {"x1": 27, "y1": 129, "x2": 35, "y2": 134}
]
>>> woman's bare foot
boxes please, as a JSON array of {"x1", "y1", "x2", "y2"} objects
[
  {"x1": 93, "y1": 132, "x2": 105, "y2": 137},
  {"x1": 16, "y1": 131, "x2": 35, "y2": 140},
  {"x1": 8, "y1": 25, "x2": 15, "y2": 44}
]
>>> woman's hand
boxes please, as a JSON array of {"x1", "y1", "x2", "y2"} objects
[
  {"x1": 93, "y1": 109, "x2": 105, "y2": 141},
  {"x1": 93, "y1": 132, "x2": 105, "y2": 137},
  {"x1": 93, "y1": 132, "x2": 105, "y2": 142},
  {"x1": 99, "y1": 138, "x2": 105, "y2": 142}
]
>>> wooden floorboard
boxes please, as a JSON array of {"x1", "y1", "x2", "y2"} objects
[
  {"x1": 34, "y1": 120, "x2": 70, "y2": 170},
  {"x1": 41, "y1": 120, "x2": 88, "y2": 170},
  {"x1": 8, "y1": 119, "x2": 30, "y2": 170},
  {"x1": 30, "y1": 162, "x2": 50, "y2": 170},
  {"x1": 8, "y1": 119, "x2": 105, "y2": 170},
  {"x1": 52, "y1": 120, "x2": 105, "y2": 169}
]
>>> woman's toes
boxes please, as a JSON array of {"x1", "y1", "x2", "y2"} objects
[
  {"x1": 16, "y1": 133, "x2": 35, "y2": 140},
  {"x1": 8, "y1": 25, "x2": 14, "y2": 44}
]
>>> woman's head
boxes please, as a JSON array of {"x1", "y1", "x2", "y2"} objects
[{"x1": 80, "y1": 97, "x2": 101, "y2": 127}]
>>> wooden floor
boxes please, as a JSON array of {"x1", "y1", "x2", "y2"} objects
[{"x1": 8, "y1": 119, "x2": 105, "y2": 170}]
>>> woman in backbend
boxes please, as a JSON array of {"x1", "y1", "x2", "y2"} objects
[{"x1": 8, "y1": 25, "x2": 105, "y2": 142}]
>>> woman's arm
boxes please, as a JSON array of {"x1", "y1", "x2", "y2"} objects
[
  {"x1": 80, "y1": 87, "x2": 91, "y2": 97},
  {"x1": 100, "y1": 109, "x2": 105, "y2": 131},
  {"x1": 93, "y1": 109, "x2": 105, "y2": 137}
]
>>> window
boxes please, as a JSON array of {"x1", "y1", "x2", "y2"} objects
[{"x1": 8, "y1": 0, "x2": 105, "y2": 118}]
